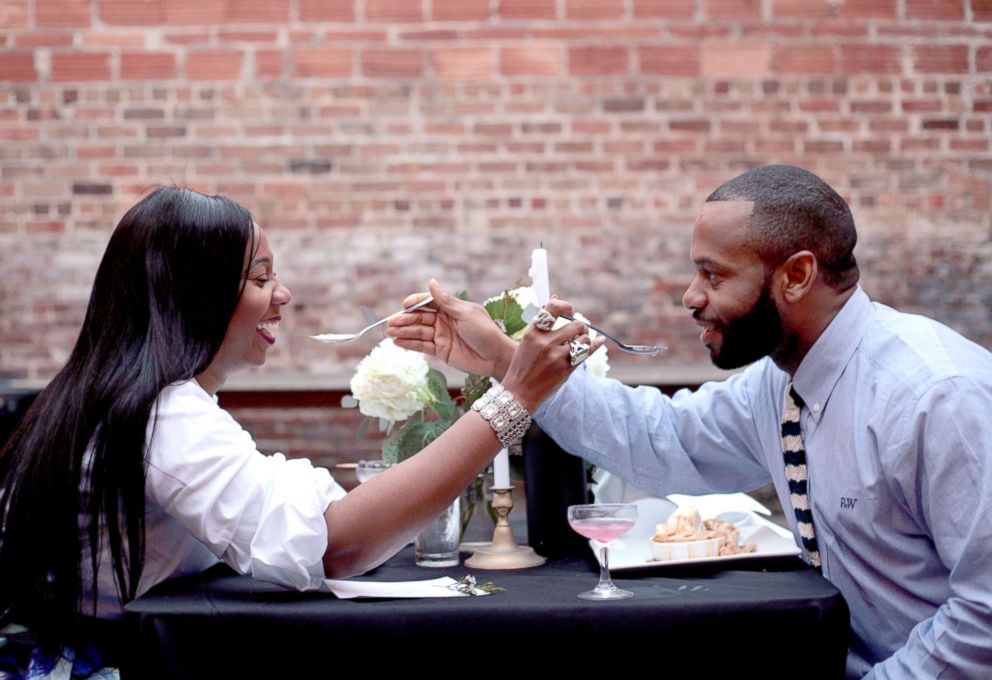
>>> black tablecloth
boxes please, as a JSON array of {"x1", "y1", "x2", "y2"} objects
[{"x1": 123, "y1": 549, "x2": 848, "y2": 678}]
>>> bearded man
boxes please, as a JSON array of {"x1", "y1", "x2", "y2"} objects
[{"x1": 389, "y1": 165, "x2": 992, "y2": 679}]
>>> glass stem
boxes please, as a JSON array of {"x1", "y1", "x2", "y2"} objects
[{"x1": 598, "y1": 544, "x2": 615, "y2": 590}]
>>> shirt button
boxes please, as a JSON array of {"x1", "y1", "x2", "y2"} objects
[{"x1": 812, "y1": 403, "x2": 821, "y2": 413}]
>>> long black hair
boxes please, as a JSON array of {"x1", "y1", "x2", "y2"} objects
[{"x1": 0, "y1": 187, "x2": 255, "y2": 642}]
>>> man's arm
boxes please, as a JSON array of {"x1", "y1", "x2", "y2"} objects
[
  {"x1": 534, "y1": 363, "x2": 775, "y2": 497},
  {"x1": 869, "y1": 376, "x2": 992, "y2": 678}
]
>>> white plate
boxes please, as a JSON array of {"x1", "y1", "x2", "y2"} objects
[{"x1": 595, "y1": 498, "x2": 802, "y2": 571}]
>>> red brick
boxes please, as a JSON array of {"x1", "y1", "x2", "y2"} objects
[
  {"x1": 228, "y1": 0, "x2": 290, "y2": 23},
  {"x1": 151, "y1": 34, "x2": 197, "y2": 47},
  {"x1": 292, "y1": 47, "x2": 352, "y2": 77},
  {"x1": 464, "y1": 27, "x2": 528, "y2": 39},
  {"x1": 902, "y1": 99, "x2": 941, "y2": 112},
  {"x1": 362, "y1": 49, "x2": 424, "y2": 77},
  {"x1": 837, "y1": 0, "x2": 897, "y2": 18},
  {"x1": 566, "y1": 0, "x2": 625, "y2": 20},
  {"x1": 975, "y1": 0, "x2": 992, "y2": 21},
  {"x1": 366, "y1": 0, "x2": 422, "y2": 22},
  {"x1": 162, "y1": 0, "x2": 226, "y2": 24},
  {"x1": 913, "y1": 45, "x2": 968, "y2": 74},
  {"x1": 121, "y1": 52, "x2": 176, "y2": 80},
  {"x1": 703, "y1": 42, "x2": 771, "y2": 77},
  {"x1": 100, "y1": 0, "x2": 162, "y2": 24},
  {"x1": 0, "y1": 52, "x2": 36, "y2": 82},
  {"x1": 300, "y1": 0, "x2": 355, "y2": 21},
  {"x1": 219, "y1": 30, "x2": 278, "y2": 42},
  {"x1": 256, "y1": 49, "x2": 284, "y2": 78},
  {"x1": 36, "y1": 0, "x2": 91, "y2": 27},
  {"x1": 842, "y1": 44, "x2": 901, "y2": 74},
  {"x1": 707, "y1": 0, "x2": 762, "y2": 19},
  {"x1": 432, "y1": 47, "x2": 493, "y2": 78},
  {"x1": 51, "y1": 52, "x2": 110, "y2": 81},
  {"x1": 772, "y1": 0, "x2": 835, "y2": 18},
  {"x1": 905, "y1": 0, "x2": 964, "y2": 20},
  {"x1": 499, "y1": 0, "x2": 556, "y2": 19},
  {"x1": 772, "y1": 45, "x2": 836, "y2": 74},
  {"x1": 14, "y1": 33, "x2": 75, "y2": 47},
  {"x1": 638, "y1": 46, "x2": 699, "y2": 75},
  {"x1": 568, "y1": 46, "x2": 629, "y2": 76},
  {"x1": 325, "y1": 30, "x2": 388, "y2": 42},
  {"x1": 978, "y1": 47, "x2": 992, "y2": 72},
  {"x1": 397, "y1": 29, "x2": 458, "y2": 41},
  {"x1": 0, "y1": 0, "x2": 28, "y2": 28},
  {"x1": 432, "y1": 0, "x2": 490, "y2": 20},
  {"x1": 187, "y1": 49, "x2": 244, "y2": 80},
  {"x1": 500, "y1": 46, "x2": 561, "y2": 76},
  {"x1": 633, "y1": 0, "x2": 695, "y2": 18}
]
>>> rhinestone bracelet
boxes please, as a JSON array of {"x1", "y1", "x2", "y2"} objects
[{"x1": 471, "y1": 383, "x2": 532, "y2": 449}]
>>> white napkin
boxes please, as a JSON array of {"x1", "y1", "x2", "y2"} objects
[
  {"x1": 666, "y1": 492, "x2": 771, "y2": 517},
  {"x1": 323, "y1": 576, "x2": 489, "y2": 599},
  {"x1": 592, "y1": 470, "x2": 772, "y2": 518}
]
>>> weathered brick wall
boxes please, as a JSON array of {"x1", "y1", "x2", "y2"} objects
[{"x1": 2, "y1": 0, "x2": 991, "y2": 398}]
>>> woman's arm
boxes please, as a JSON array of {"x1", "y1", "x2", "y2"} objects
[{"x1": 323, "y1": 304, "x2": 597, "y2": 578}]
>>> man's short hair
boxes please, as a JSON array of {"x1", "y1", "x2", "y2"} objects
[{"x1": 706, "y1": 165, "x2": 859, "y2": 291}]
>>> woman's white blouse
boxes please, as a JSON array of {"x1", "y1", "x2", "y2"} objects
[{"x1": 86, "y1": 379, "x2": 346, "y2": 616}]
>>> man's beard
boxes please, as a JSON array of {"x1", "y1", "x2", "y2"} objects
[{"x1": 707, "y1": 280, "x2": 784, "y2": 370}]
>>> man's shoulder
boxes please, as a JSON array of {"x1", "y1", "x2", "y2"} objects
[{"x1": 859, "y1": 301, "x2": 992, "y2": 393}]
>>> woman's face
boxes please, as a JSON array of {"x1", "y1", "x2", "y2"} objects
[{"x1": 197, "y1": 225, "x2": 292, "y2": 393}]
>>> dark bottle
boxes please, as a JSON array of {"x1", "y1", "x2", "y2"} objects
[{"x1": 522, "y1": 425, "x2": 590, "y2": 558}]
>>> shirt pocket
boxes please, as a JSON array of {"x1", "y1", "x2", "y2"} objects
[{"x1": 815, "y1": 484, "x2": 880, "y2": 563}]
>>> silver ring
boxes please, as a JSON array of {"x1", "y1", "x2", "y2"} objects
[
  {"x1": 568, "y1": 338, "x2": 591, "y2": 366},
  {"x1": 533, "y1": 309, "x2": 557, "y2": 332}
]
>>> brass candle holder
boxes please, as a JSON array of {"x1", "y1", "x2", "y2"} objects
[{"x1": 465, "y1": 486, "x2": 546, "y2": 569}]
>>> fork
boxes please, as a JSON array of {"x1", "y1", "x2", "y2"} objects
[
  {"x1": 558, "y1": 313, "x2": 667, "y2": 357},
  {"x1": 311, "y1": 295, "x2": 435, "y2": 344}
]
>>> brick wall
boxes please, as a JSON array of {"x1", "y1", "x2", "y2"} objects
[{"x1": 2, "y1": 1, "x2": 991, "y2": 459}]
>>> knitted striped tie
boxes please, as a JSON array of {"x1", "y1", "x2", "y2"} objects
[{"x1": 781, "y1": 382, "x2": 822, "y2": 571}]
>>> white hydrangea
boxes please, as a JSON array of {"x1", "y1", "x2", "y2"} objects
[
  {"x1": 349, "y1": 338, "x2": 430, "y2": 422},
  {"x1": 555, "y1": 312, "x2": 610, "y2": 378}
]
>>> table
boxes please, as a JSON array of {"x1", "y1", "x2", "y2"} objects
[{"x1": 123, "y1": 548, "x2": 849, "y2": 678}]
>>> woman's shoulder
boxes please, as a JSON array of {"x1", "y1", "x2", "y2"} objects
[
  {"x1": 157, "y1": 378, "x2": 218, "y2": 411},
  {"x1": 149, "y1": 379, "x2": 251, "y2": 463}
]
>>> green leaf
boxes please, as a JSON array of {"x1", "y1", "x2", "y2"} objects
[
  {"x1": 426, "y1": 369, "x2": 448, "y2": 402},
  {"x1": 456, "y1": 290, "x2": 470, "y2": 301},
  {"x1": 484, "y1": 292, "x2": 509, "y2": 322},
  {"x1": 426, "y1": 369, "x2": 458, "y2": 423},
  {"x1": 501, "y1": 300, "x2": 526, "y2": 336},
  {"x1": 460, "y1": 374, "x2": 492, "y2": 410}
]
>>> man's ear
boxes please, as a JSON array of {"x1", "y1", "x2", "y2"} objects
[{"x1": 775, "y1": 250, "x2": 817, "y2": 304}]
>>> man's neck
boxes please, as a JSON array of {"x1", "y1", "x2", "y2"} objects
[{"x1": 772, "y1": 285, "x2": 857, "y2": 376}]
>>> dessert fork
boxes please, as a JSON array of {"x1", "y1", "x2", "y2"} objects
[
  {"x1": 558, "y1": 314, "x2": 667, "y2": 356},
  {"x1": 311, "y1": 295, "x2": 434, "y2": 344}
]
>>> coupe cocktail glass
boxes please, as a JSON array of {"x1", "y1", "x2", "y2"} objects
[{"x1": 567, "y1": 503, "x2": 637, "y2": 600}]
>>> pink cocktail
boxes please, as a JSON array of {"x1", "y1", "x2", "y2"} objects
[
  {"x1": 567, "y1": 503, "x2": 638, "y2": 601},
  {"x1": 569, "y1": 518, "x2": 636, "y2": 543}
]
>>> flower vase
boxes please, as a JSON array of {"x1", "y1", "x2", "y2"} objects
[{"x1": 416, "y1": 498, "x2": 461, "y2": 567}]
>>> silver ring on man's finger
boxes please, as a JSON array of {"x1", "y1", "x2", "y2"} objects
[
  {"x1": 532, "y1": 308, "x2": 557, "y2": 332},
  {"x1": 568, "y1": 338, "x2": 591, "y2": 366}
]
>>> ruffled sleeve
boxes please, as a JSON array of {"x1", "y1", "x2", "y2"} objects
[{"x1": 145, "y1": 380, "x2": 346, "y2": 591}]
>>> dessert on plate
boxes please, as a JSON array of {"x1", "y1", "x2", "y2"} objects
[{"x1": 650, "y1": 505, "x2": 757, "y2": 561}]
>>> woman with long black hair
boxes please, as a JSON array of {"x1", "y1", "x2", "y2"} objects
[{"x1": 0, "y1": 187, "x2": 593, "y2": 677}]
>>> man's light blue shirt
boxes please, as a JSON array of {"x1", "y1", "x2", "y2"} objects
[{"x1": 536, "y1": 287, "x2": 992, "y2": 678}]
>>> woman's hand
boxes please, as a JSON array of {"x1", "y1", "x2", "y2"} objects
[
  {"x1": 500, "y1": 298, "x2": 605, "y2": 413},
  {"x1": 387, "y1": 279, "x2": 517, "y2": 379}
]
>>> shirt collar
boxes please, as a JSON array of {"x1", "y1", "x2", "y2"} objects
[{"x1": 791, "y1": 286, "x2": 873, "y2": 423}]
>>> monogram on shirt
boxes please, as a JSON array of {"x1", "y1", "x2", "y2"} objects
[{"x1": 840, "y1": 496, "x2": 858, "y2": 510}]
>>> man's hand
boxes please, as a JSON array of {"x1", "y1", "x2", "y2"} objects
[{"x1": 388, "y1": 279, "x2": 517, "y2": 379}]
